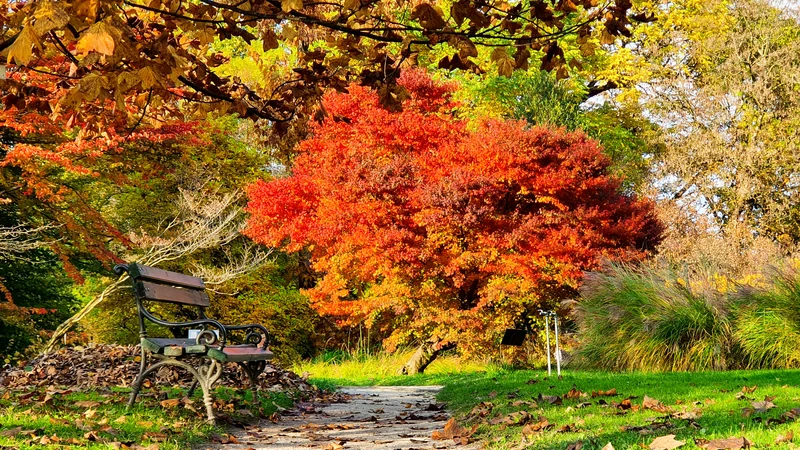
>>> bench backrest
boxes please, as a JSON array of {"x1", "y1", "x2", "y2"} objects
[{"x1": 128, "y1": 263, "x2": 210, "y2": 307}]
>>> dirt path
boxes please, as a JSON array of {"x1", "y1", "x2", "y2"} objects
[{"x1": 201, "y1": 386, "x2": 483, "y2": 449}]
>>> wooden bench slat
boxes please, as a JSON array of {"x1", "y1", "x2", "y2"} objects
[
  {"x1": 129, "y1": 263, "x2": 205, "y2": 290},
  {"x1": 135, "y1": 280, "x2": 210, "y2": 307},
  {"x1": 142, "y1": 338, "x2": 207, "y2": 354},
  {"x1": 207, "y1": 346, "x2": 274, "y2": 363}
]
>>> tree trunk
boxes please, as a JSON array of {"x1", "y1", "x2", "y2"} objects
[{"x1": 399, "y1": 340, "x2": 456, "y2": 375}]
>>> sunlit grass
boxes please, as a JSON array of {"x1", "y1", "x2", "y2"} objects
[
  {"x1": 294, "y1": 349, "x2": 496, "y2": 386},
  {"x1": 438, "y1": 368, "x2": 800, "y2": 450},
  {"x1": 0, "y1": 385, "x2": 294, "y2": 449},
  {"x1": 298, "y1": 353, "x2": 800, "y2": 450}
]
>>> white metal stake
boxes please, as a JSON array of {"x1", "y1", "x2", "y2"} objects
[
  {"x1": 554, "y1": 314, "x2": 561, "y2": 377},
  {"x1": 544, "y1": 315, "x2": 552, "y2": 376}
]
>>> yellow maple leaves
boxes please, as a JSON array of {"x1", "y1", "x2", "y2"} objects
[
  {"x1": 76, "y1": 22, "x2": 120, "y2": 56},
  {"x1": 33, "y1": 0, "x2": 70, "y2": 35},
  {"x1": 281, "y1": 0, "x2": 303, "y2": 12},
  {"x1": 7, "y1": 26, "x2": 42, "y2": 66}
]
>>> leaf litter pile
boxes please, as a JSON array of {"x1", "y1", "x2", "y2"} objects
[
  {"x1": 0, "y1": 344, "x2": 313, "y2": 392},
  {"x1": 453, "y1": 377, "x2": 800, "y2": 450},
  {"x1": 0, "y1": 344, "x2": 335, "y2": 449}
]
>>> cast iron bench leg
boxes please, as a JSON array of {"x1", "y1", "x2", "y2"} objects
[
  {"x1": 237, "y1": 361, "x2": 267, "y2": 403},
  {"x1": 127, "y1": 354, "x2": 224, "y2": 423}
]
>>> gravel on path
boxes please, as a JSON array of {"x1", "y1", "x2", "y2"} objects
[{"x1": 200, "y1": 385, "x2": 483, "y2": 450}]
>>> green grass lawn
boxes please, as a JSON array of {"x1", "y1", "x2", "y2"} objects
[
  {"x1": 0, "y1": 384, "x2": 294, "y2": 449},
  {"x1": 299, "y1": 354, "x2": 800, "y2": 449}
]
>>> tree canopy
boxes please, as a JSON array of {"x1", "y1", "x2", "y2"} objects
[
  {"x1": 245, "y1": 70, "x2": 662, "y2": 364},
  {"x1": 0, "y1": 0, "x2": 645, "y2": 133}
]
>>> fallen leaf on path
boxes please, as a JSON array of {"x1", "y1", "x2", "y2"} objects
[
  {"x1": 741, "y1": 385, "x2": 757, "y2": 394},
  {"x1": 696, "y1": 437, "x2": 752, "y2": 449},
  {"x1": 566, "y1": 441, "x2": 583, "y2": 450},
  {"x1": 425, "y1": 403, "x2": 446, "y2": 411},
  {"x1": 602, "y1": 442, "x2": 615, "y2": 450},
  {"x1": 649, "y1": 434, "x2": 685, "y2": 450}
]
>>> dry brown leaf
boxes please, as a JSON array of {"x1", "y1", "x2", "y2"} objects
[
  {"x1": 143, "y1": 432, "x2": 168, "y2": 442},
  {"x1": 697, "y1": 437, "x2": 752, "y2": 450},
  {"x1": 75, "y1": 400, "x2": 101, "y2": 408},
  {"x1": 672, "y1": 410, "x2": 701, "y2": 420},
  {"x1": 565, "y1": 387, "x2": 585, "y2": 400},
  {"x1": 775, "y1": 430, "x2": 794, "y2": 444},
  {"x1": 643, "y1": 395, "x2": 671, "y2": 413},
  {"x1": 160, "y1": 398, "x2": 180, "y2": 408},
  {"x1": 649, "y1": 434, "x2": 685, "y2": 450},
  {"x1": 566, "y1": 441, "x2": 584, "y2": 450},
  {"x1": 538, "y1": 393, "x2": 563, "y2": 405},
  {"x1": 431, "y1": 418, "x2": 478, "y2": 441},
  {"x1": 521, "y1": 417, "x2": 552, "y2": 435},
  {"x1": 751, "y1": 400, "x2": 775, "y2": 412},
  {"x1": 741, "y1": 385, "x2": 757, "y2": 394},
  {"x1": 503, "y1": 411, "x2": 532, "y2": 426},
  {"x1": 592, "y1": 389, "x2": 618, "y2": 398},
  {"x1": 602, "y1": 442, "x2": 615, "y2": 450}
]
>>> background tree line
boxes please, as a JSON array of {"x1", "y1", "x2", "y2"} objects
[{"x1": 2, "y1": 0, "x2": 800, "y2": 372}]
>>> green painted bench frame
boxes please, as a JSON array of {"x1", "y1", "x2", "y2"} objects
[{"x1": 114, "y1": 263, "x2": 274, "y2": 422}]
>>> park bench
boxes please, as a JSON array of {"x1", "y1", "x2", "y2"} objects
[{"x1": 114, "y1": 262, "x2": 274, "y2": 422}]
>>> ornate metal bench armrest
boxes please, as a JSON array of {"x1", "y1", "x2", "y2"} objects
[
  {"x1": 219, "y1": 323, "x2": 273, "y2": 350},
  {"x1": 140, "y1": 308, "x2": 228, "y2": 349}
]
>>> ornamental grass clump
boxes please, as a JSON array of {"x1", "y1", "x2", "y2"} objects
[
  {"x1": 733, "y1": 269, "x2": 800, "y2": 369},
  {"x1": 574, "y1": 263, "x2": 738, "y2": 372}
]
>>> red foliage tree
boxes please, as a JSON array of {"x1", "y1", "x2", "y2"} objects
[{"x1": 245, "y1": 70, "x2": 663, "y2": 371}]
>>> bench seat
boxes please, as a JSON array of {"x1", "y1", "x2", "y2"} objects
[
  {"x1": 207, "y1": 346, "x2": 275, "y2": 363},
  {"x1": 141, "y1": 338, "x2": 275, "y2": 362}
]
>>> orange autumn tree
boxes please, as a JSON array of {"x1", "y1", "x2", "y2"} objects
[{"x1": 245, "y1": 70, "x2": 663, "y2": 373}]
